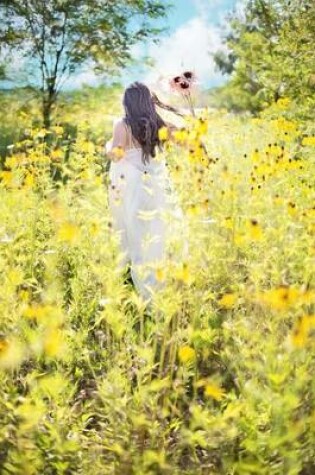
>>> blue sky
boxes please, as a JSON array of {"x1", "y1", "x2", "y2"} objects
[
  {"x1": 71, "y1": 0, "x2": 241, "y2": 90},
  {"x1": 125, "y1": 0, "x2": 241, "y2": 89},
  {"x1": 163, "y1": 0, "x2": 237, "y2": 30},
  {"x1": 2, "y1": 0, "x2": 241, "y2": 90}
]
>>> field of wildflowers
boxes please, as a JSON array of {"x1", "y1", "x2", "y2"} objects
[{"x1": 0, "y1": 94, "x2": 314, "y2": 474}]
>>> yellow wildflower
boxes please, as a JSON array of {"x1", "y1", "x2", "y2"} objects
[
  {"x1": 0, "y1": 171, "x2": 13, "y2": 186},
  {"x1": 81, "y1": 141, "x2": 95, "y2": 154},
  {"x1": 111, "y1": 146, "x2": 125, "y2": 160},
  {"x1": 196, "y1": 118, "x2": 208, "y2": 136},
  {"x1": 155, "y1": 266, "x2": 166, "y2": 282},
  {"x1": 173, "y1": 128, "x2": 188, "y2": 144},
  {"x1": 57, "y1": 222, "x2": 81, "y2": 243},
  {"x1": 276, "y1": 97, "x2": 291, "y2": 109},
  {"x1": 175, "y1": 262, "x2": 192, "y2": 284},
  {"x1": 51, "y1": 125, "x2": 64, "y2": 135},
  {"x1": 178, "y1": 345, "x2": 196, "y2": 364},
  {"x1": 23, "y1": 304, "x2": 64, "y2": 327},
  {"x1": 158, "y1": 126, "x2": 169, "y2": 141},
  {"x1": 299, "y1": 291, "x2": 315, "y2": 305},
  {"x1": 24, "y1": 173, "x2": 35, "y2": 188},
  {"x1": 222, "y1": 216, "x2": 233, "y2": 230},
  {"x1": 248, "y1": 219, "x2": 263, "y2": 241},
  {"x1": 0, "y1": 339, "x2": 9, "y2": 355},
  {"x1": 251, "y1": 150, "x2": 260, "y2": 163},
  {"x1": 18, "y1": 289, "x2": 30, "y2": 302},
  {"x1": 233, "y1": 233, "x2": 245, "y2": 247},
  {"x1": 90, "y1": 222, "x2": 101, "y2": 236},
  {"x1": 287, "y1": 202, "x2": 297, "y2": 217},
  {"x1": 204, "y1": 383, "x2": 225, "y2": 401},
  {"x1": 0, "y1": 338, "x2": 24, "y2": 369},
  {"x1": 23, "y1": 304, "x2": 55, "y2": 322},
  {"x1": 273, "y1": 194, "x2": 284, "y2": 206},
  {"x1": 43, "y1": 329, "x2": 64, "y2": 357},
  {"x1": 36, "y1": 128, "x2": 49, "y2": 138},
  {"x1": 302, "y1": 136, "x2": 315, "y2": 146},
  {"x1": 218, "y1": 293, "x2": 238, "y2": 309},
  {"x1": 256, "y1": 286, "x2": 300, "y2": 311},
  {"x1": 94, "y1": 176, "x2": 103, "y2": 187},
  {"x1": 291, "y1": 315, "x2": 315, "y2": 348},
  {"x1": 51, "y1": 149, "x2": 64, "y2": 161},
  {"x1": 187, "y1": 203, "x2": 201, "y2": 216},
  {"x1": 5, "y1": 156, "x2": 18, "y2": 169},
  {"x1": 7, "y1": 268, "x2": 24, "y2": 286}
]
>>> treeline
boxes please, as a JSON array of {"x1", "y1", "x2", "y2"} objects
[
  {"x1": 0, "y1": 0, "x2": 168, "y2": 128},
  {"x1": 212, "y1": 0, "x2": 315, "y2": 118},
  {"x1": 0, "y1": 84, "x2": 122, "y2": 160}
]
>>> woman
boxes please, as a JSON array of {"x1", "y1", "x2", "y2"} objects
[{"x1": 105, "y1": 81, "x2": 186, "y2": 306}]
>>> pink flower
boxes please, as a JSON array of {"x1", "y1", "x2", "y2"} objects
[
  {"x1": 182, "y1": 71, "x2": 197, "y2": 83},
  {"x1": 169, "y1": 71, "x2": 197, "y2": 96}
]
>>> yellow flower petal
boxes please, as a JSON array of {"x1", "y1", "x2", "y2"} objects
[
  {"x1": 178, "y1": 345, "x2": 196, "y2": 364},
  {"x1": 218, "y1": 293, "x2": 238, "y2": 309},
  {"x1": 204, "y1": 383, "x2": 225, "y2": 401}
]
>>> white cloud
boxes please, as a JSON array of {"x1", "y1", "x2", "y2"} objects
[
  {"x1": 235, "y1": 0, "x2": 247, "y2": 22},
  {"x1": 193, "y1": 0, "x2": 243, "y2": 26},
  {"x1": 139, "y1": 17, "x2": 227, "y2": 90},
  {"x1": 190, "y1": 0, "x2": 247, "y2": 36},
  {"x1": 193, "y1": 0, "x2": 227, "y2": 19}
]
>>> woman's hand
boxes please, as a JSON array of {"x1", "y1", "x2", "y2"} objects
[
  {"x1": 165, "y1": 121, "x2": 178, "y2": 133},
  {"x1": 163, "y1": 121, "x2": 180, "y2": 143}
]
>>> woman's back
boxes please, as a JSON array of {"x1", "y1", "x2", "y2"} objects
[
  {"x1": 108, "y1": 117, "x2": 167, "y2": 173},
  {"x1": 112, "y1": 118, "x2": 142, "y2": 151}
]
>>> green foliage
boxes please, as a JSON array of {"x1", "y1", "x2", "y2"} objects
[
  {"x1": 0, "y1": 63, "x2": 6, "y2": 79},
  {"x1": 0, "y1": 101, "x2": 314, "y2": 473},
  {"x1": 0, "y1": 83, "x2": 123, "y2": 162},
  {"x1": 0, "y1": 0, "x2": 169, "y2": 126},
  {"x1": 213, "y1": 0, "x2": 315, "y2": 119}
]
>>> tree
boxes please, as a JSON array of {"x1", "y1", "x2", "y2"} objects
[
  {"x1": 213, "y1": 0, "x2": 315, "y2": 115},
  {"x1": 0, "y1": 63, "x2": 6, "y2": 80},
  {"x1": 0, "y1": 0, "x2": 169, "y2": 128}
]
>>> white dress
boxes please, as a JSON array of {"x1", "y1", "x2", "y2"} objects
[{"x1": 107, "y1": 145, "x2": 188, "y2": 304}]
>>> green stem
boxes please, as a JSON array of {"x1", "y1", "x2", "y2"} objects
[{"x1": 188, "y1": 92, "x2": 196, "y2": 117}]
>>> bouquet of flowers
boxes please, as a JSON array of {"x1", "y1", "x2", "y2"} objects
[
  {"x1": 169, "y1": 70, "x2": 197, "y2": 117},
  {"x1": 168, "y1": 70, "x2": 209, "y2": 163}
]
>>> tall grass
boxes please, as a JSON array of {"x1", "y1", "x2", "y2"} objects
[{"x1": 0, "y1": 94, "x2": 314, "y2": 474}]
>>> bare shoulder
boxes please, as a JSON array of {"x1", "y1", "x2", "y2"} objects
[
  {"x1": 112, "y1": 118, "x2": 128, "y2": 142},
  {"x1": 113, "y1": 117, "x2": 127, "y2": 130}
]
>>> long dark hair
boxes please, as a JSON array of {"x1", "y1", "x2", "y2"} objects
[{"x1": 123, "y1": 82, "x2": 167, "y2": 165}]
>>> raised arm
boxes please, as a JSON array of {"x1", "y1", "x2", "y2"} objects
[{"x1": 164, "y1": 121, "x2": 178, "y2": 133}]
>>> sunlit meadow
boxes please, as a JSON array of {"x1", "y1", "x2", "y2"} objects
[{"x1": 0, "y1": 92, "x2": 315, "y2": 474}]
